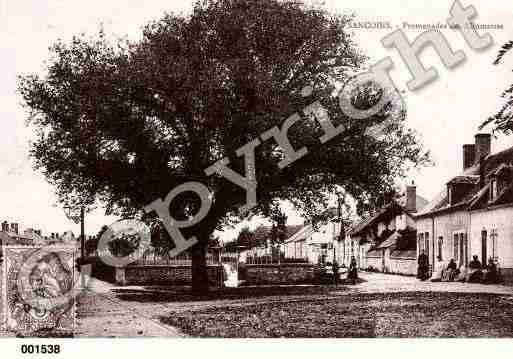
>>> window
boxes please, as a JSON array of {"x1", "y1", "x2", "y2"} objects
[
  {"x1": 458, "y1": 233, "x2": 466, "y2": 267},
  {"x1": 453, "y1": 233, "x2": 459, "y2": 261},
  {"x1": 490, "y1": 180, "x2": 498, "y2": 202},
  {"x1": 424, "y1": 232, "x2": 430, "y2": 260},
  {"x1": 481, "y1": 229, "x2": 487, "y2": 265},
  {"x1": 438, "y1": 237, "x2": 443, "y2": 260},
  {"x1": 490, "y1": 228, "x2": 498, "y2": 262}
]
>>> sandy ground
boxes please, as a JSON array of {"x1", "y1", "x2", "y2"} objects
[{"x1": 2, "y1": 271, "x2": 513, "y2": 337}]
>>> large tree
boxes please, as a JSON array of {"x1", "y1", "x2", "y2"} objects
[{"x1": 19, "y1": 0, "x2": 428, "y2": 293}]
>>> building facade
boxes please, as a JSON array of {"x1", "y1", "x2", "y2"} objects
[
  {"x1": 345, "y1": 184, "x2": 428, "y2": 274},
  {"x1": 416, "y1": 133, "x2": 513, "y2": 282}
]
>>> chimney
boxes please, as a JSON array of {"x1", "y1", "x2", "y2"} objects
[
  {"x1": 463, "y1": 144, "x2": 476, "y2": 170},
  {"x1": 475, "y1": 133, "x2": 491, "y2": 162},
  {"x1": 11, "y1": 223, "x2": 19, "y2": 235},
  {"x1": 405, "y1": 182, "x2": 417, "y2": 212},
  {"x1": 1, "y1": 221, "x2": 9, "y2": 232}
]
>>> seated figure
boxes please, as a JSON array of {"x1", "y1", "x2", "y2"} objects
[
  {"x1": 466, "y1": 255, "x2": 483, "y2": 283},
  {"x1": 483, "y1": 258, "x2": 500, "y2": 284},
  {"x1": 456, "y1": 265, "x2": 467, "y2": 282},
  {"x1": 430, "y1": 256, "x2": 445, "y2": 282},
  {"x1": 442, "y1": 259, "x2": 459, "y2": 282}
]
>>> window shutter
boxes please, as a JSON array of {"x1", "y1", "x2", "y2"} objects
[
  {"x1": 464, "y1": 233, "x2": 468, "y2": 266},
  {"x1": 454, "y1": 233, "x2": 459, "y2": 261}
]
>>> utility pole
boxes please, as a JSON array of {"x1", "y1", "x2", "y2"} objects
[
  {"x1": 338, "y1": 195, "x2": 347, "y2": 265},
  {"x1": 80, "y1": 205, "x2": 85, "y2": 259}
]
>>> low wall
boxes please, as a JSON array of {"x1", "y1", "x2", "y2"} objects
[
  {"x1": 366, "y1": 256, "x2": 382, "y2": 272},
  {"x1": 244, "y1": 263, "x2": 315, "y2": 285},
  {"x1": 388, "y1": 257, "x2": 416, "y2": 276},
  {"x1": 85, "y1": 256, "x2": 117, "y2": 283},
  {"x1": 117, "y1": 265, "x2": 223, "y2": 286},
  {"x1": 366, "y1": 256, "x2": 416, "y2": 276},
  {"x1": 114, "y1": 263, "x2": 316, "y2": 286}
]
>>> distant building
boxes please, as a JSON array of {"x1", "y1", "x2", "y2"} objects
[
  {"x1": 0, "y1": 220, "x2": 77, "y2": 247},
  {"x1": 0, "y1": 221, "x2": 42, "y2": 245},
  {"x1": 244, "y1": 224, "x2": 304, "y2": 260},
  {"x1": 345, "y1": 184, "x2": 428, "y2": 274},
  {"x1": 235, "y1": 219, "x2": 344, "y2": 265}
]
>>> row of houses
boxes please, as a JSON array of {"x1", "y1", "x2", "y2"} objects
[
  {"x1": 342, "y1": 132, "x2": 513, "y2": 282},
  {"x1": 0, "y1": 220, "x2": 78, "y2": 247},
  {"x1": 239, "y1": 133, "x2": 513, "y2": 283},
  {"x1": 242, "y1": 222, "x2": 340, "y2": 264}
]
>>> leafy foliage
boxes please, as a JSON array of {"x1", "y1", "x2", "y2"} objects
[
  {"x1": 493, "y1": 40, "x2": 513, "y2": 66},
  {"x1": 19, "y1": 0, "x2": 429, "y2": 288},
  {"x1": 269, "y1": 206, "x2": 287, "y2": 245},
  {"x1": 224, "y1": 226, "x2": 255, "y2": 252},
  {"x1": 85, "y1": 225, "x2": 108, "y2": 255},
  {"x1": 481, "y1": 41, "x2": 513, "y2": 133},
  {"x1": 107, "y1": 232, "x2": 141, "y2": 258}
]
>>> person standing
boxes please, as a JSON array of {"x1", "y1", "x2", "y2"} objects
[
  {"x1": 347, "y1": 256, "x2": 358, "y2": 285},
  {"x1": 332, "y1": 260, "x2": 340, "y2": 286},
  {"x1": 417, "y1": 250, "x2": 429, "y2": 281}
]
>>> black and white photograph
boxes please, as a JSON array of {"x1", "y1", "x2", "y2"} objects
[{"x1": 1, "y1": 0, "x2": 513, "y2": 356}]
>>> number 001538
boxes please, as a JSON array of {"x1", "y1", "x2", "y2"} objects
[{"x1": 20, "y1": 344, "x2": 61, "y2": 354}]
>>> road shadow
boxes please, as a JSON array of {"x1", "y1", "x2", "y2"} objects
[{"x1": 110, "y1": 284, "x2": 351, "y2": 303}]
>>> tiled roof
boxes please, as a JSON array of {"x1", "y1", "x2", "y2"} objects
[
  {"x1": 367, "y1": 249, "x2": 383, "y2": 257},
  {"x1": 349, "y1": 193, "x2": 428, "y2": 236},
  {"x1": 284, "y1": 225, "x2": 313, "y2": 244},
  {"x1": 250, "y1": 224, "x2": 304, "y2": 249},
  {"x1": 418, "y1": 146, "x2": 513, "y2": 217},
  {"x1": 447, "y1": 175, "x2": 480, "y2": 185},
  {"x1": 376, "y1": 231, "x2": 401, "y2": 249},
  {"x1": 349, "y1": 202, "x2": 398, "y2": 236}
]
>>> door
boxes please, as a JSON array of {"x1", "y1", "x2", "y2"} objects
[
  {"x1": 458, "y1": 234, "x2": 466, "y2": 267},
  {"x1": 481, "y1": 230, "x2": 487, "y2": 265}
]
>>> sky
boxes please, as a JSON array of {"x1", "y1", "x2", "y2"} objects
[{"x1": 0, "y1": 0, "x2": 512, "y2": 241}]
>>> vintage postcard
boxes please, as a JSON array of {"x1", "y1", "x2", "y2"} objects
[{"x1": 1, "y1": 0, "x2": 513, "y2": 356}]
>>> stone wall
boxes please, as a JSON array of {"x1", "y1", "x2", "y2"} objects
[
  {"x1": 114, "y1": 263, "x2": 316, "y2": 286},
  {"x1": 366, "y1": 256, "x2": 382, "y2": 271},
  {"x1": 244, "y1": 263, "x2": 315, "y2": 285},
  {"x1": 365, "y1": 255, "x2": 416, "y2": 275},
  {"x1": 117, "y1": 265, "x2": 223, "y2": 286},
  {"x1": 388, "y1": 257, "x2": 417, "y2": 276}
]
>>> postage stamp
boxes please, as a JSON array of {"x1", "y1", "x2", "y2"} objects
[{"x1": 2, "y1": 246, "x2": 76, "y2": 337}]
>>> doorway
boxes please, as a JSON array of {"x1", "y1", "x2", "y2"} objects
[{"x1": 481, "y1": 230, "x2": 487, "y2": 265}]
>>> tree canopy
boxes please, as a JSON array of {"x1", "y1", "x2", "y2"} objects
[
  {"x1": 19, "y1": 0, "x2": 429, "y2": 292},
  {"x1": 481, "y1": 40, "x2": 513, "y2": 133}
]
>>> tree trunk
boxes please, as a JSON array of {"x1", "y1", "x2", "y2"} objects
[{"x1": 191, "y1": 240, "x2": 209, "y2": 295}]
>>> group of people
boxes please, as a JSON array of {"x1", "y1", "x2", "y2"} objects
[
  {"x1": 417, "y1": 250, "x2": 500, "y2": 284},
  {"x1": 331, "y1": 256, "x2": 358, "y2": 285}
]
